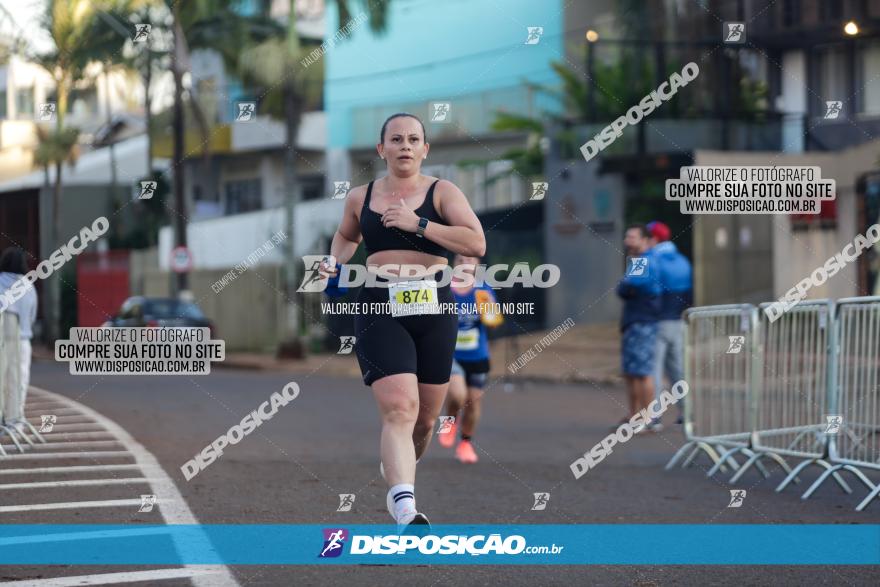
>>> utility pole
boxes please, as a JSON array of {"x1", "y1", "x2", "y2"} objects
[{"x1": 171, "y1": 8, "x2": 188, "y2": 295}]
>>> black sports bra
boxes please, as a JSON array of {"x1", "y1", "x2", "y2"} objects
[{"x1": 359, "y1": 179, "x2": 449, "y2": 257}]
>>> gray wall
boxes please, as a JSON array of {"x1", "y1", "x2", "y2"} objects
[
  {"x1": 544, "y1": 148, "x2": 624, "y2": 328},
  {"x1": 140, "y1": 263, "x2": 286, "y2": 352}
]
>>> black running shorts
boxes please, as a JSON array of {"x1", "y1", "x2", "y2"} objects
[{"x1": 354, "y1": 277, "x2": 458, "y2": 386}]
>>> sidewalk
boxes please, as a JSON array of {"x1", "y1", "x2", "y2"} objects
[
  {"x1": 217, "y1": 322, "x2": 624, "y2": 386},
  {"x1": 31, "y1": 322, "x2": 624, "y2": 385}
]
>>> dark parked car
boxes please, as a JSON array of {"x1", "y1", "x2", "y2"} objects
[{"x1": 105, "y1": 297, "x2": 215, "y2": 335}]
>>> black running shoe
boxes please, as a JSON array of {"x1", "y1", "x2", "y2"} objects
[{"x1": 399, "y1": 512, "x2": 431, "y2": 535}]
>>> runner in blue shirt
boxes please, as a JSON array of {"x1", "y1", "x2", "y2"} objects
[{"x1": 438, "y1": 254, "x2": 503, "y2": 463}]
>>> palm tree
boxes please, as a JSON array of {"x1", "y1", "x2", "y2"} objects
[
  {"x1": 233, "y1": 0, "x2": 390, "y2": 346},
  {"x1": 34, "y1": 0, "x2": 112, "y2": 340},
  {"x1": 33, "y1": 0, "x2": 147, "y2": 340},
  {"x1": 476, "y1": 54, "x2": 667, "y2": 185}
]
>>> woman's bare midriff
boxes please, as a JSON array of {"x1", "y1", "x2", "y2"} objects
[{"x1": 367, "y1": 250, "x2": 448, "y2": 278}]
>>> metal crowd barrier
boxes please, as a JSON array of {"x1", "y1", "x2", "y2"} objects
[
  {"x1": 801, "y1": 297, "x2": 880, "y2": 511},
  {"x1": 665, "y1": 304, "x2": 758, "y2": 474},
  {"x1": 740, "y1": 300, "x2": 847, "y2": 491},
  {"x1": 666, "y1": 296, "x2": 880, "y2": 511}
]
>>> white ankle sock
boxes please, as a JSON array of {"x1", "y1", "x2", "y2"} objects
[{"x1": 388, "y1": 483, "x2": 416, "y2": 522}]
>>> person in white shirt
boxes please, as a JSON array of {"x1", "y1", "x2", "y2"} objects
[{"x1": 0, "y1": 247, "x2": 38, "y2": 432}]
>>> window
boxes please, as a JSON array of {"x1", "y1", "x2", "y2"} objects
[
  {"x1": 300, "y1": 175, "x2": 324, "y2": 201},
  {"x1": 859, "y1": 42, "x2": 880, "y2": 115},
  {"x1": 118, "y1": 298, "x2": 143, "y2": 319},
  {"x1": 69, "y1": 87, "x2": 98, "y2": 117},
  {"x1": 0, "y1": 90, "x2": 6, "y2": 118},
  {"x1": 145, "y1": 299, "x2": 205, "y2": 319},
  {"x1": 224, "y1": 178, "x2": 262, "y2": 214},
  {"x1": 821, "y1": 2, "x2": 843, "y2": 21},
  {"x1": 15, "y1": 87, "x2": 33, "y2": 118},
  {"x1": 782, "y1": 0, "x2": 801, "y2": 27}
]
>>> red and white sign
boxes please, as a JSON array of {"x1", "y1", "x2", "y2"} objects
[{"x1": 170, "y1": 246, "x2": 193, "y2": 274}]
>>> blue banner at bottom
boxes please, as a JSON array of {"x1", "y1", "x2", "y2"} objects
[{"x1": 0, "y1": 525, "x2": 877, "y2": 565}]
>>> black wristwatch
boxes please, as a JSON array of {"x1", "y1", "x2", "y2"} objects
[{"x1": 416, "y1": 217, "x2": 429, "y2": 238}]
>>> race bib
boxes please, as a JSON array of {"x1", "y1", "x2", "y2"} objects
[
  {"x1": 456, "y1": 327, "x2": 480, "y2": 351},
  {"x1": 388, "y1": 280, "x2": 440, "y2": 317}
]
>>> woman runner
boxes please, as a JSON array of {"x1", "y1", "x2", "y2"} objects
[{"x1": 320, "y1": 113, "x2": 485, "y2": 530}]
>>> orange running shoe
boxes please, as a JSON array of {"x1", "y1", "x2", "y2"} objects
[
  {"x1": 438, "y1": 421, "x2": 457, "y2": 448},
  {"x1": 455, "y1": 440, "x2": 478, "y2": 463}
]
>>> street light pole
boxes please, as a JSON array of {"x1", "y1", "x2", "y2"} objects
[
  {"x1": 171, "y1": 8, "x2": 188, "y2": 295},
  {"x1": 585, "y1": 30, "x2": 598, "y2": 122}
]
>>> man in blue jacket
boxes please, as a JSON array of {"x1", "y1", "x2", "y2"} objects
[
  {"x1": 647, "y1": 221, "x2": 693, "y2": 428},
  {"x1": 616, "y1": 225, "x2": 661, "y2": 431}
]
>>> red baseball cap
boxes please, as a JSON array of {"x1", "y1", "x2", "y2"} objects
[{"x1": 647, "y1": 221, "x2": 671, "y2": 242}]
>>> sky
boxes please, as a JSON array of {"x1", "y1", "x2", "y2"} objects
[{"x1": 0, "y1": 0, "x2": 55, "y2": 56}]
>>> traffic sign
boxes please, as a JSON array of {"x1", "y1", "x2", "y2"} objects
[{"x1": 170, "y1": 246, "x2": 193, "y2": 274}]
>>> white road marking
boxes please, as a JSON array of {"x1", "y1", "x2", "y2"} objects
[
  {"x1": 36, "y1": 424, "x2": 107, "y2": 433},
  {"x1": 0, "y1": 450, "x2": 131, "y2": 460},
  {"x1": 0, "y1": 498, "x2": 155, "y2": 512},
  {"x1": 25, "y1": 417, "x2": 94, "y2": 425},
  {"x1": 26, "y1": 386, "x2": 240, "y2": 587},
  {"x1": 26, "y1": 431, "x2": 115, "y2": 441},
  {"x1": 0, "y1": 440, "x2": 122, "y2": 451},
  {"x1": 1, "y1": 568, "x2": 223, "y2": 586},
  {"x1": 0, "y1": 464, "x2": 141, "y2": 475},
  {"x1": 0, "y1": 477, "x2": 157, "y2": 490},
  {"x1": 23, "y1": 407, "x2": 83, "y2": 416}
]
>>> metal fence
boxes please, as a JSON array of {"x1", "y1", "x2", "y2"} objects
[
  {"x1": 666, "y1": 297, "x2": 880, "y2": 511},
  {"x1": 665, "y1": 304, "x2": 756, "y2": 475},
  {"x1": 801, "y1": 297, "x2": 880, "y2": 511},
  {"x1": 742, "y1": 300, "x2": 848, "y2": 492}
]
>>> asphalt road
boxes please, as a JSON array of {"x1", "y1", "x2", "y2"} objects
[{"x1": 1, "y1": 358, "x2": 878, "y2": 586}]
